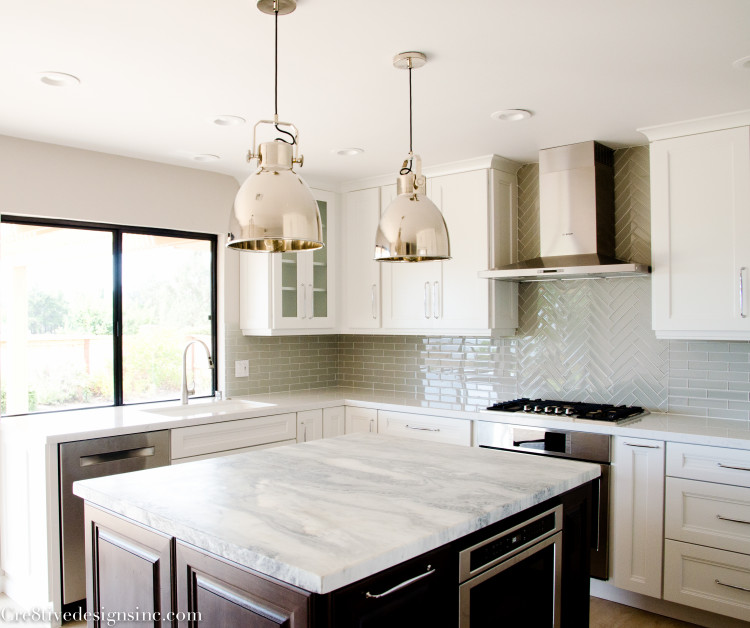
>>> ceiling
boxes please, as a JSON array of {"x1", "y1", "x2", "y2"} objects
[{"x1": 1, "y1": 0, "x2": 749, "y2": 187}]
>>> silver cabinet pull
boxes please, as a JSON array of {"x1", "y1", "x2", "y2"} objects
[
  {"x1": 405, "y1": 425, "x2": 440, "y2": 432},
  {"x1": 715, "y1": 579, "x2": 750, "y2": 593},
  {"x1": 365, "y1": 565, "x2": 435, "y2": 599},
  {"x1": 424, "y1": 281, "x2": 431, "y2": 319},
  {"x1": 624, "y1": 442, "x2": 661, "y2": 449},
  {"x1": 718, "y1": 462, "x2": 750, "y2": 472},
  {"x1": 741, "y1": 267, "x2": 747, "y2": 318},
  {"x1": 308, "y1": 283, "x2": 313, "y2": 319},
  {"x1": 300, "y1": 283, "x2": 306, "y2": 319},
  {"x1": 717, "y1": 514, "x2": 750, "y2": 525},
  {"x1": 371, "y1": 284, "x2": 377, "y2": 319},
  {"x1": 302, "y1": 423, "x2": 307, "y2": 443},
  {"x1": 433, "y1": 281, "x2": 440, "y2": 319},
  {"x1": 369, "y1": 419, "x2": 374, "y2": 433}
]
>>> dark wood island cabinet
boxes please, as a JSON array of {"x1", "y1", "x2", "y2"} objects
[{"x1": 84, "y1": 482, "x2": 592, "y2": 627}]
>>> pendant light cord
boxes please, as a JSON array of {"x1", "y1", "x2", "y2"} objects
[
  {"x1": 273, "y1": 7, "x2": 295, "y2": 145},
  {"x1": 400, "y1": 63, "x2": 414, "y2": 175}
]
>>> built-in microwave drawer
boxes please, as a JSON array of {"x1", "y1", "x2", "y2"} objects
[
  {"x1": 665, "y1": 477, "x2": 750, "y2": 554},
  {"x1": 664, "y1": 539, "x2": 750, "y2": 622},
  {"x1": 667, "y1": 443, "x2": 750, "y2": 488}
]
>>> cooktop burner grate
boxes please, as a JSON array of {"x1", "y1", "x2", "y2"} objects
[{"x1": 486, "y1": 398, "x2": 647, "y2": 422}]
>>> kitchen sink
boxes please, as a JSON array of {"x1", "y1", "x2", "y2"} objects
[{"x1": 142, "y1": 399, "x2": 274, "y2": 419}]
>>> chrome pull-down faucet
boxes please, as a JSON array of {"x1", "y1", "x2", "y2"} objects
[{"x1": 181, "y1": 339, "x2": 214, "y2": 404}]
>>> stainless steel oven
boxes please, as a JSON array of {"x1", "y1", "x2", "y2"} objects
[
  {"x1": 476, "y1": 421, "x2": 610, "y2": 580},
  {"x1": 459, "y1": 505, "x2": 563, "y2": 627}
]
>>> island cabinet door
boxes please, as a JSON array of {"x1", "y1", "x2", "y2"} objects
[
  {"x1": 326, "y1": 545, "x2": 456, "y2": 628},
  {"x1": 84, "y1": 505, "x2": 173, "y2": 627},
  {"x1": 175, "y1": 541, "x2": 311, "y2": 628}
]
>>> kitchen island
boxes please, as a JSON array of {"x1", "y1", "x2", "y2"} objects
[{"x1": 73, "y1": 433, "x2": 599, "y2": 627}]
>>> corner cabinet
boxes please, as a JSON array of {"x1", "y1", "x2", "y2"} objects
[
  {"x1": 239, "y1": 189, "x2": 337, "y2": 335},
  {"x1": 643, "y1": 115, "x2": 750, "y2": 340},
  {"x1": 342, "y1": 157, "x2": 519, "y2": 336}
]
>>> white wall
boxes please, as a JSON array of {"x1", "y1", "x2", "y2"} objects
[{"x1": 0, "y1": 135, "x2": 239, "y2": 233}]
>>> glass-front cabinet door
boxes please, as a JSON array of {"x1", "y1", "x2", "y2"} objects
[{"x1": 272, "y1": 190, "x2": 335, "y2": 330}]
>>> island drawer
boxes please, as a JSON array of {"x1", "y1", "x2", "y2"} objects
[
  {"x1": 377, "y1": 410, "x2": 471, "y2": 446},
  {"x1": 171, "y1": 413, "x2": 297, "y2": 460},
  {"x1": 665, "y1": 477, "x2": 750, "y2": 554},
  {"x1": 664, "y1": 539, "x2": 750, "y2": 622},
  {"x1": 667, "y1": 443, "x2": 750, "y2": 488}
]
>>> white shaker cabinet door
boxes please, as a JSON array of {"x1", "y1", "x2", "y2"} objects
[
  {"x1": 650, "y1": 126, "x2": 750, "y2": 339},
  {"x1": 342, "y1": 188, "x2": 381, "y2": 330},
  {"x1": 612, "y1": 436, "x2": 665, "y2": 598}
]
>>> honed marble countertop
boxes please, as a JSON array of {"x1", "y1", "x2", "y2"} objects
[{"x1": 73, "y1": 433, "x2": 599, "y2": 594}]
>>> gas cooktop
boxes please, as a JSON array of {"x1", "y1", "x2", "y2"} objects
[{"x1": 485, "y1": 398, "x2": 648, "y2": 423}]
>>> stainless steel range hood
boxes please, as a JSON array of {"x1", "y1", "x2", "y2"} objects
[{"x1": 480, "y1": 141, "x2": 650, "y2": 281}]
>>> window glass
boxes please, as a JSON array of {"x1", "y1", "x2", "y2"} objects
[
  {"x1": 121, "y1": 234, "x2": 213, "y2": 403},
  {"x1": 0, "y1": 224, "x2": 114, "y2": 414}
]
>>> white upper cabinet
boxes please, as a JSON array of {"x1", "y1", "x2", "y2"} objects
[
  {"x1": 342, "y1": 187, "x2": 381, "y2": 330},
  {"x1": 645, "y1": 117, "x2": 750, "y2": 340},
  {"x1": 240, "y1": 189, "x2": 337, "y2": 335}
]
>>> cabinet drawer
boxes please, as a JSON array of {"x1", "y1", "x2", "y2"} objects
[
  {"x1": 377, "y1": 411, "x2": 471, "y2": 446},
  {"x1": 665, "y1": 477, "x2": 750, "y2": 554},
  {"x1": 171, "y1": 439, "x2": 296, "y2": 464},
  {"x1": 664, "y1": 539, "x2": 750, "y2": 622},
  {"x1": 171, "y1": 413, "x2": 297, "y2": 460},
  {"x1": 667, "y1": 442, "x2": 750, "y2": 487}
]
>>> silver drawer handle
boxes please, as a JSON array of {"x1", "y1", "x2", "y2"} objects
[
  {"x1": 717, "y1": 515, "x2": 750, "y2": 525},
  {"x1": 718, "y1": 463, "x2": 750, "y2": 472},
  {"x1": 365, "y1": 565, "x2": 435, "y2": 599},
  {"x1": 715, "y1": 579, "x2": 750, "y2": 593},
  {"x1": 624, "y1": 443, "x2": 660, "y2": 449},
  {"x1": 405, "y1": 425, "x2": 440, "y2": 432}
]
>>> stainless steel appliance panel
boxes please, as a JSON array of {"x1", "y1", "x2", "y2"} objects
[{"x1": 59, "y1": 430, "x2": 170, "y2": 605}]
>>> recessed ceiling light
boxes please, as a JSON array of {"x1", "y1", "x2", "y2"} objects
[
  {"x1": 193, "y1": 154, "x2": 220, "y2": 162},
  {"x1": 490, "y1": 109, "x2": 532, "y2": 122},
  {"x1": 334, "y1": 147, "x2": 364, "y2": 156},
  {"x1": 732, "y1": 55, "x2": 750, "y2": 70},
  {"x1": 38, "y1": 72, "x2": 80, "y2": 87},
  {"x1": 212, "y1": 115, "x2": 246, "y2": 126}
]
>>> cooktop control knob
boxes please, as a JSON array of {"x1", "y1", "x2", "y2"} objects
[
  {"x1": 543, "y1": 406, "x2": 555, "y2": 413},
  {"x1": 554, "y1": 407, "x2": 564, "y2": 414},
  {"x1": 565, "y1": 407, "x2": 576, "y2": 416},
  {"x1": 533, "y1": 405, "x2": 543, "y2": 413},
  {"x1": 523, "y1": 404, "x2": 532, "y2": 412}
]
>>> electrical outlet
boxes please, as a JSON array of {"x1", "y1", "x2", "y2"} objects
[{"x1": 235, "y1": 360, "x2": 249, "y2": 378}]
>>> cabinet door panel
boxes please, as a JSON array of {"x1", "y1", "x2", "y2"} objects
[
  {"x1": 432, "y1": 169, "x2": 492, "y2": 330},
  {"x1": 343, "y1": 188, "x2": 381, "y2": 329},
  {"x1": 177, "y1": 541, "x2": 310, "y2": 628},
  {"x1": 651, "y1": 126, "x2": 750, "y2": 337},
  {"x1": 297, "y1": 409, "x2": 323, "y2": 443},
  {"x1": 322, "y1": 406, "x2": 346, "y2": 438},
  {"x1": 85, "y1": 505, "x2": 173, "y2": 626},
  {"x1": 612, "y1": 437, "x2": 665, "y2": 597},
  {"x1": 345, "y1": 407, "x2": 377, "y2": 434}
]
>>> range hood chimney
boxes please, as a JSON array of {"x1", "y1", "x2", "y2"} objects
[{"x1": 480, "y1": 141, "x2": 650, "y2": 281}]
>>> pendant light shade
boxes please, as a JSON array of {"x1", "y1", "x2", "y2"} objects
[
  {"x1": 375, "y1": 52, "x2": 450, "y2": 262},
  {"x1": 227, "y1": 0, "x2": 323, "y2": 253},
  {"x1": 375, "y1": 165, "x2": 450, "y2": 262},
  {"x1": 228, "y1": 140, "x2": 322, "y2": 252}
]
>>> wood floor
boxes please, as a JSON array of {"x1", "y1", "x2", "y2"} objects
[{"x1": 590, "y1": 597, "x2": 700, "y2": 628}]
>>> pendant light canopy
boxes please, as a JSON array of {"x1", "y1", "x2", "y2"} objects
[
  {"x1": 375, "y1": 52, "x2": 450, "y2": 262},
  {"x1": 227, "y1": 0, "x2": 323, "y2": 253}
]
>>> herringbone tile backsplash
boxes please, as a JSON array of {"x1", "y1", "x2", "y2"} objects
[{"x1": 227, "y1": 145, "x2": 750, "y2": 422}]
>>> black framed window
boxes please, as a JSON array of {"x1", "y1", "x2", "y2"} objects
[{"x1": 0, "y1": 216, "x2": 217, "y2": 416}]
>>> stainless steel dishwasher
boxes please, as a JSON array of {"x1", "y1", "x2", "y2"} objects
[{"x1": 59, "y1": 430, "x2": 170, "y2": 605}]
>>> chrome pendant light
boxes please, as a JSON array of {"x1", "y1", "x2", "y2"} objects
[
  {"x1": 375, "y1": 52, "x2": 450, "y2": 262},
  {"x1": 227, "y1": 0, "x2": 323, "y2": 253}
]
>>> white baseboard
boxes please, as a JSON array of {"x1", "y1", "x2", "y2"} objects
[{"x1": 591, "y1": 579, "x2": 750, "y2": 628}]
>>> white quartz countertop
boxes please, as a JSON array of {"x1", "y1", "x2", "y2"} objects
[
  {"x1": 73, "y1": 433, "x2": 600, "y2": 594},
  {"x1": 2, "y1": 387, "x2": 749, "y2": 450}
]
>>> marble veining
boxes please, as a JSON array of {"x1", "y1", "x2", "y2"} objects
[{"x1": 74, "y1": 433, "x2": 599, "y2": 593}]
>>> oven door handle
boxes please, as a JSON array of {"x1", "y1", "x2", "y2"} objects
[
  {"x1": 513, "y1": 438, "x2": 546, "y2": 447},
  {"x1": 365, "y1": 565, "x2": 435, "y2": 599}
]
